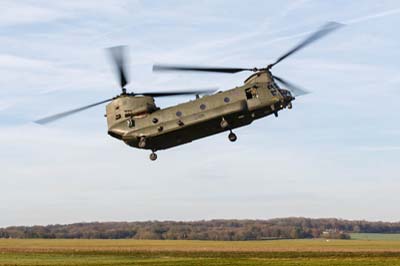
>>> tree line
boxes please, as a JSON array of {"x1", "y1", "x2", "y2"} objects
[{"x1": 1, "y1": 218, "x2": 400, "y2": 240}]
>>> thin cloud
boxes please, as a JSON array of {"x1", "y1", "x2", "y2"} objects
[
  {"x1": 254, "y1": 7, "x2": 400, "y2": 48},
  {"x1": 345, "y1": 8, "x2": 400, "y2": 24}
]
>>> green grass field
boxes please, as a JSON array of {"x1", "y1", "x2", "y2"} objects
[
  {"x1": 1, "y1": 239, "x2": 400, "y2": 265},
  {"x1": 350, "y1": 233, "x2": 400, "y2": 241}
]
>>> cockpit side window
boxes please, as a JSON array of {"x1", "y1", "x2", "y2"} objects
[{"x1": 268, "y1": 83, "x2": 278, "y2": 96}]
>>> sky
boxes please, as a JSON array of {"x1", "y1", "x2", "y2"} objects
[{"x1": 0, "y1": 0, "x2": 400, "y2": 227}]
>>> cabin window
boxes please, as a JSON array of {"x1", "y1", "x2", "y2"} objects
[
  {"x1": 200, "y1": 104, "x2": 206, "y2": 110},
  {"x1": 176, "y1": 111, "x2": 182, "y2": 117},
  {"x1": 224, "y1": 97, "x2": 230, "y2": 103},
  {"x1": 152, "y1": 117, "x2": 159, "y2": 124},
  {"x1": 245, "y1": 87, "x2": 258, "y2": 99},
  {"x1": 115, "y1": 114, "x2": 121, "y2": 120}
]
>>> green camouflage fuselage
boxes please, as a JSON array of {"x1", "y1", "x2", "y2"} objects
[{"x1": 105, "y1": 71, "x2": 293, "y2": 151}]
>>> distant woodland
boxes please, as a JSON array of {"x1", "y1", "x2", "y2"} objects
[{"x1": 2, "y1": 218, "x2": 400, "y2": 240}]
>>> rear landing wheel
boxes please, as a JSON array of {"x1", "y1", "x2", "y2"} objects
[
  {"x1": 150, "y1": 152, "x2": 157, "y2": 161},
  {"x1": 228, "y1": 131, "x2": 237, "y2": 142}
]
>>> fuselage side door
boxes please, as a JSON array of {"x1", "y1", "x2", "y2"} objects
[{"x1": 245, "y1": 86, "x2": 262, "y2": 111}]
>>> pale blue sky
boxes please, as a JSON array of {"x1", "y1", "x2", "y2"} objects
[{"x1": 0, "y1": 0, "x2": 400, "y2": 227}]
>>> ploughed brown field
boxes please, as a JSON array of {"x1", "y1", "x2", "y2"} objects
[{"x1": 1, "y1": 239, "x2": 400, "y2": 265}]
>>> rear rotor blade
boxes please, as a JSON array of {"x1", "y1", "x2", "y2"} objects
[
  {"x1": 108, "y1": 46, "x2": 129, "y2": 90},
  {"x1": 273, "y1": 75, "x2": 309, "y2": 97},
  {"x1": 35, "y1": 98, "x2": 114, "y2": 125},
  {"x1": 137, "y1": 88, "x2": 217, "y2": 97},
  {"x1": 153, "y1": 65, "x2": 255, "y2": 74},
  {"x1": 269, "y1": 22, "x2": 343, "y2": 68}
]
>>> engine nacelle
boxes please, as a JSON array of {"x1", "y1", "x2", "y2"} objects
[{"x1": 105, "y1": 95, "x2": 157, "y2": 137}]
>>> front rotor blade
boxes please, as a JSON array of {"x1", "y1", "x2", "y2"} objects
[
  {"x1": 108, "y1": 46, "x2": 129, "y2": 89},
  {"x1": 35, "y1": 98, "x2": 114, "y2": 125},
  {"x1": 137, "y1": 88, "x2": 217, "y2": 97},
  {"x1": 273, "y1": 75, "x2": 309, "y2": 97},
  {"x1": 269, "y1": 22, "x2": 343, "y2": 68},
  {"x1": 153, "y1": 64, "x2": 255, "y2": 74}
]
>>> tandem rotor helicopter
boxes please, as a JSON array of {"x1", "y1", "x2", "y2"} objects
[{"x1": 35, "y1": 22, "x2": 343, "y2": 161}]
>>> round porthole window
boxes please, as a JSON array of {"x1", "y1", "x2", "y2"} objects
[
  {"x1": 224, "y1": 97, "x2": 230, "y2": 103},
  {"x1": 176, "y1": 111, "x2": 182, "y2": 117},
  {"x1": 152, "y1": 117, "x2": 159, "y2": 124},
  {"x1": 200, "y1": 104, "x2": 206, "y2": 110}
]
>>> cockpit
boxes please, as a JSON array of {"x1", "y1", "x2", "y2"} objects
[
  {"x1": 268, "y1": 81, "x2": 293, "y2": 100},
  {"x1": 267, "y1": 82, "x2": 279, "y2": 96},
  {"x1": 279, "y1": 88, "x2": 292, "y2": 98}
]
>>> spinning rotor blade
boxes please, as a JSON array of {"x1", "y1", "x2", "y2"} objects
[
  {"x1": 137, "y1": 88, "x2": 217, "y2": 97},
  {"x1": 153, "y1": 22, "x2": 343, "y2": 75},
  {"x1": 34, "y1": 98, "x2": 114, "y2": 125},
  {"x1": 153, "y1": 65, "x2": 255, "y2": 74},
  {"x1": 268, "y1": 21, "x2": 343, "y2": 68},
  {"x1": 273, "y1": 75, "x2": 309, "y2": 97},
  {"x1": 108, "y1": 46, "x2": 129, "y2": 90}
]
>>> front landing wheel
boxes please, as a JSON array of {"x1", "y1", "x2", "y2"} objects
[{"x1": 150, "y1": 152, "x2": 157, "y2": 161}]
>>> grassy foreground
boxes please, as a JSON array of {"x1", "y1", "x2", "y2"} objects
[{"x1": 1, "y1": 239, "x2": 400, "y2": 265}]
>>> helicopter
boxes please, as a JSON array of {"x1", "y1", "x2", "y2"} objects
[{"x1": 35, "y1": 22, "x2": 342, "y2": 161}]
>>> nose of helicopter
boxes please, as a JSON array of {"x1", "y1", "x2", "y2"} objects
[
  {"x1": 279, "y1": 89, "x2": 293, "y2": 100},
  {"x1": 288, "y1": 91, "x2": 295, "y2": 101}
]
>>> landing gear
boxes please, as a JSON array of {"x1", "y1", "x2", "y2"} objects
[
  {"x1": 220, "y1": 117, "x2": 229, "y2": 129},
  {"x1": 274, "y1": 111, "x2": 278, "y2": 117},
  {"x1": 287, "y1": 102, "x2": 293, "y2": 109},
  {"x1": 228, "y1": 130, "x2": 237, "y2": 142},
  {"x1": 149, "y1": 151, "x2": 157, "y2": 161},
  {"x1": 138, "y1": 137, "x2": 146, "y2": 148}
]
